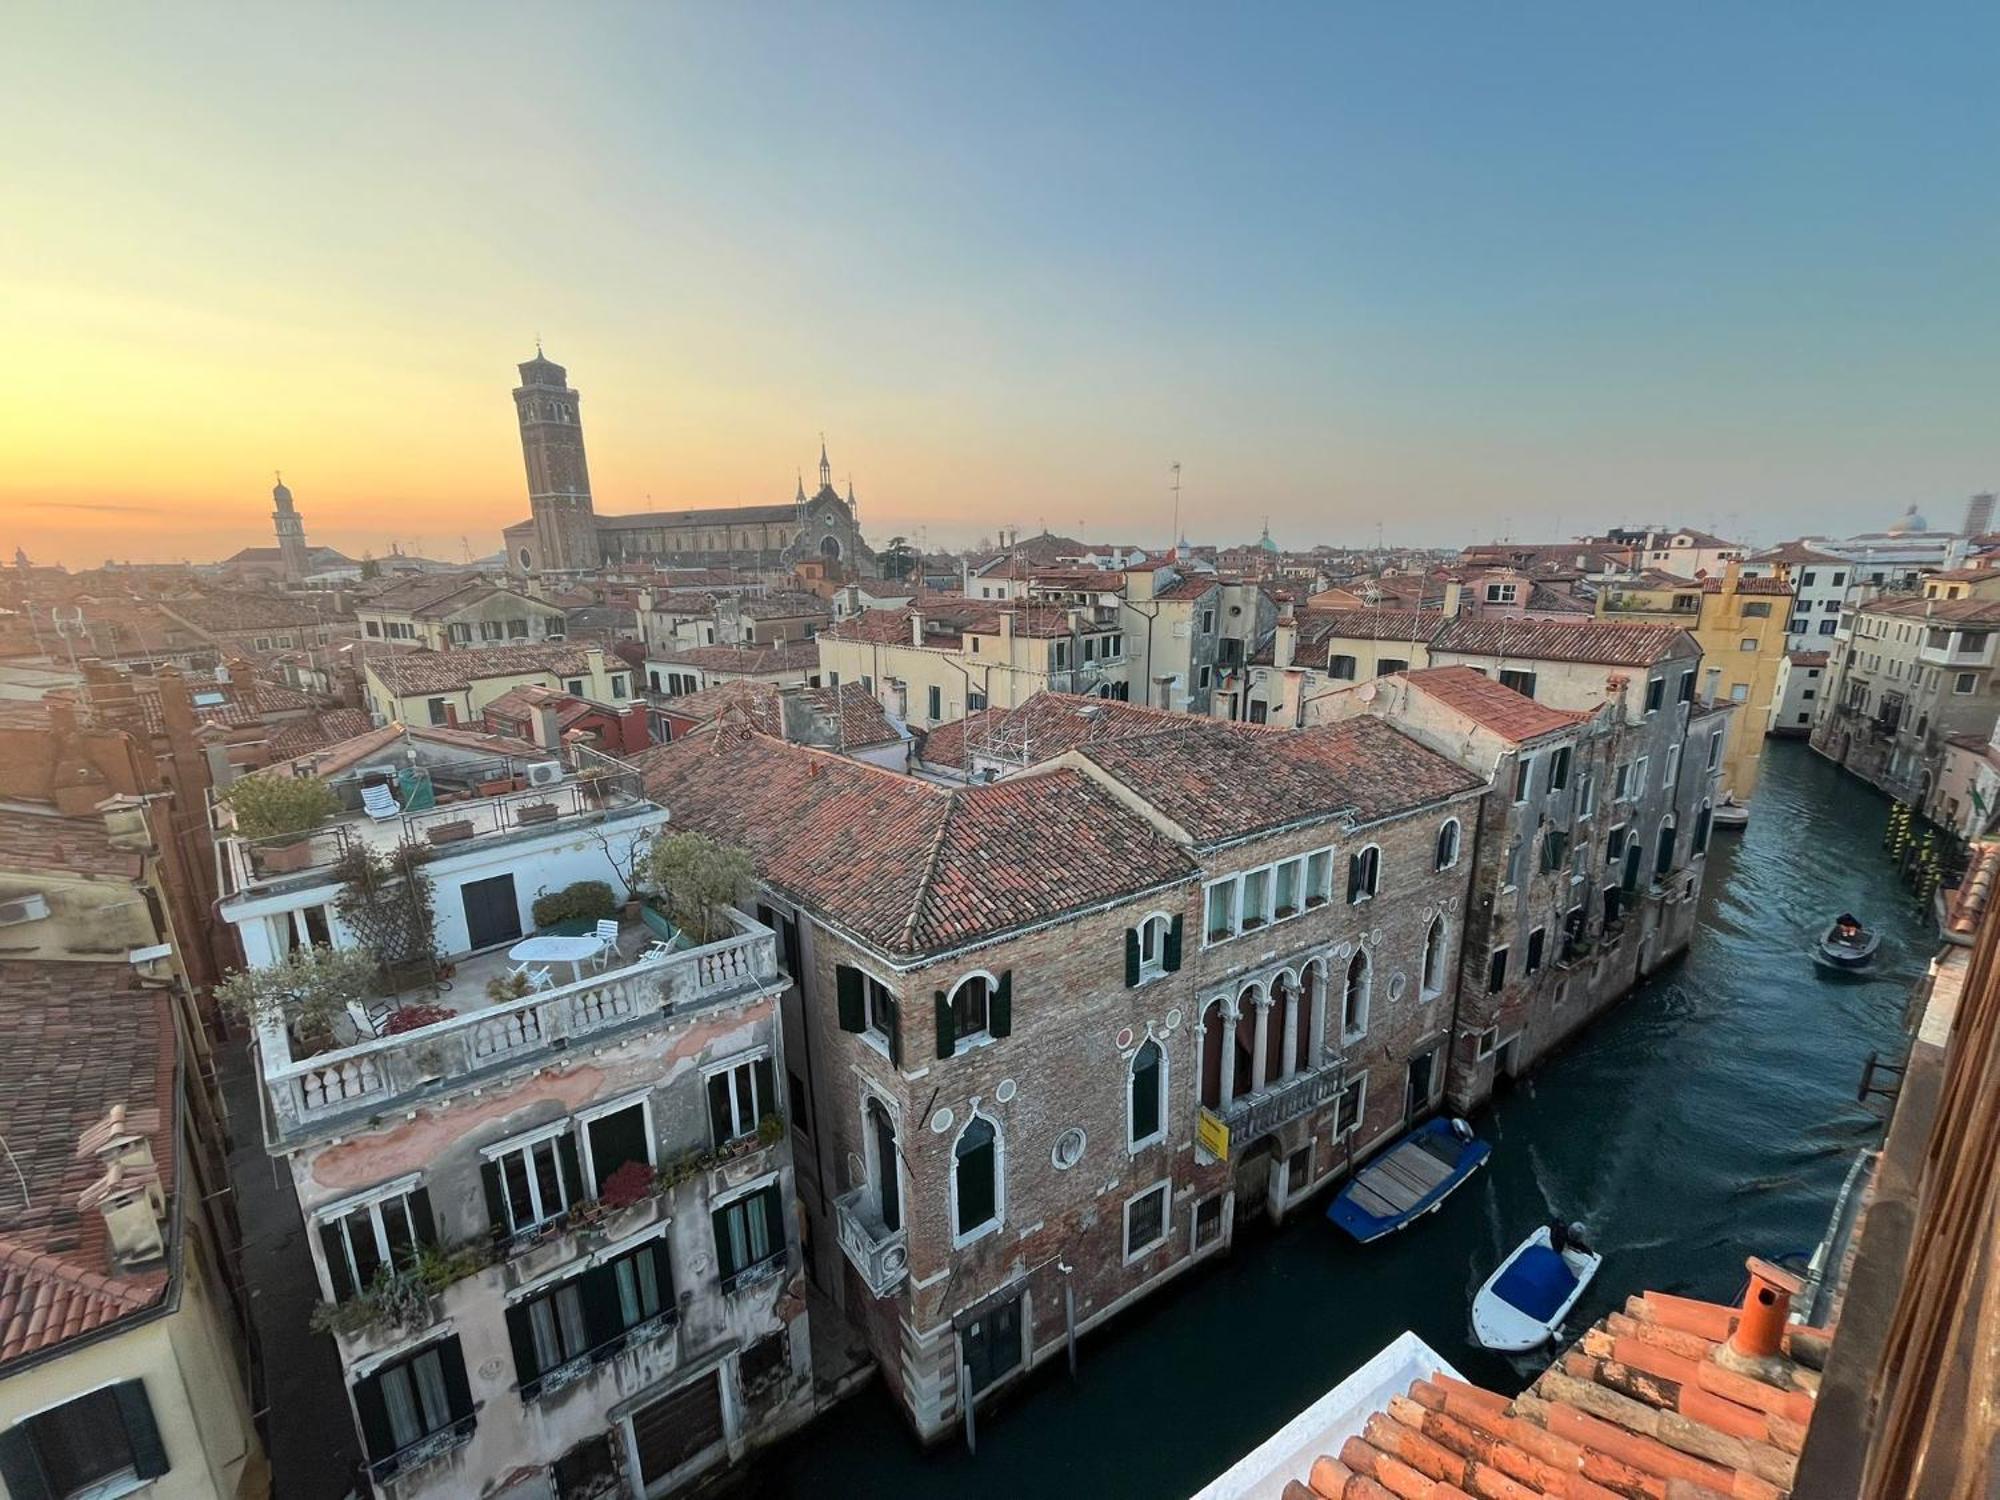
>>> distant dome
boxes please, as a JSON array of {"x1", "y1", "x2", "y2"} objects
[{"x1": 1886, "y1": 503, "x2": 1927, "y2": 535}]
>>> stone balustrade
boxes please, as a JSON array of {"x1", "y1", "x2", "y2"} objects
[{"x1": 834, "y1": 1186, "x2": 909, "y2": 1297}]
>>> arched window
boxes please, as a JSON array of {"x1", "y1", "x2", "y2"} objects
[
  {"x1": 949, "y1": 975, "x2": 991, "y2": 1044},
  {"x1": 1128, "y1": 1039, "x2": 1164, "y2": 1148},
  {"x1": 1199, "y1": 1001, "x2": 1226, "y2": 1111},
  {"x1": 1435, "y1": 819, "x2": 1461, "y2": 871},
  {"x1": 1422, "y1": 916, "x2": 1448, "y2": 999},
  {"x1": 1347, "y1": 845, "x2": 1381, "y2": 904},
  {"x1": 953, "y1": 1115, "x2": 1000, "y2": 1242},
  {"x1": 1654, "y1": 816, "x2": 1677, "y2": 880},
  {"x1": 866, "y1": 1097, "x2": 900, "y2": 1233},
  {"x1": 1343, "y1": 950, "x2": 1371, "y2": 1041},
  {"x1": 1134, "y1": 913, "x2": 1171, "y2": 982},
  {"x1": 1692, "y1": 800, "x2": 1713, "y2": 855}
]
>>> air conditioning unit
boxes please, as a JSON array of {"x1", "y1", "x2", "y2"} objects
[
  {"x1": 0, "y1": 893, "x2": 50, "y2": 927},
  {"x1": 525, "y1": 761, "x2": 564, "y2": 788}
]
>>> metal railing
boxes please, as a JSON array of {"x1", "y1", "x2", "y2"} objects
[
  {"x1": 834, "y1": 1187, "x2": 909, "y2": 1296},
  {"x1": 263, "y1": 914, "x2": 780, "y2": 1140}
]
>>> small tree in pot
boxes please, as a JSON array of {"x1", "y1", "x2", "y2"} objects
[
  {"x1": 223, "y1": 773, "x2": 338, "y2": 870},
  {"x1": 642, "y1": 832, "x2": 754, "y2": 944},
  {"x1": 215, "y1": 944, "x2": 381, "y2": 1055}
]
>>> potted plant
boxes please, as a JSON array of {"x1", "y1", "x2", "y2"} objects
[
  {"x1": 530, "y1": 880, "x2": 616, "y2": 936},
  {"x1": 643, "y1": 833, "x2": 754, "y2": 945},
  {"x1": 215, "y1": 944, "x2": 382, "y2": 1056},
  {"x1": 223, "y1": 773, "x2": 339, "y2": 873}
]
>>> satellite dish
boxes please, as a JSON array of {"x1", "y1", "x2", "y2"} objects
[{"x1": 1357, "y1": 681, "x2": 1377, "y2": 702}]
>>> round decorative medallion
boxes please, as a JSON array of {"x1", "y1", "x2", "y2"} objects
[
  {"x1": 1164, "y1": 1007, "x2": 1183, "y2": 1031},
  {"x1": 1387, "y1": 972, "x2": 1408, "y2": 1002},
  {"x1": 478, "y1": 1359, "x2": 506, "y2": 1382},
  {"x1": 1115, "y1": 1025, "x2": 1136, "y2": 1050},
  {"x1": 996, "y1": 1078, "x2": 1018, "y2": 1104},
  {"x1": 1052, "y1": 1127, "x2": 1086, "y2": 1169},
  {"x1": 930, "y1": 1107, "x2": 955, "y2": 1134}
]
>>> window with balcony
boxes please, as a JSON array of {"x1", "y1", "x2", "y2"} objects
[
  {"x1": 0, "y1": 1382, "x2": 167, "y2": 1498},
  {"x1": 953, "y1": 1115, "x2": 1002, "y2": 1244},
  {"x1": 506, "y1": 1238, "x2": 674, "y2": 1401},
  {"x1": 1124, "y1": 1181, "x2": 1171, "y2": 1261},
  {"x1": 713, "y1": 1181, "x2": 786, "y2": 1291},
  {"x1": 1129, "y1": 1039, "x2": 1165, "y2": 1149},
  {"x1": 706, "y1": 1056, "x2": 775, "y2": 1149},
  {"x1": 515, "y1": 1278, "x2": 590, "y2": 1386},
  {"x1": 482, "y1": 1130, "x2": 581, "y2": 1237},
  {"x1": 353, "y1": 1337, "x2": 474, "y2": 1482},
  {"x1": 318, "y1": 1184, "x2": 435, "y2": 1301}
]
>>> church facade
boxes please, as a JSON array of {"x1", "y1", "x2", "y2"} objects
[{"x1": 502, "y1": 351, "x2": 874, "y2": 575}]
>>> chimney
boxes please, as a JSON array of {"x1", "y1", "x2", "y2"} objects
[
  {"x1": 98, "y1": 792, "x2": 154, "y2": 852},
  {"x1": 1722, "y1": 1256, "x2": 1805, "y2": 1371},
  {"x1": 585, "y1": 646, "x2": 607, "y2": 685},
  {"x1": 444, "y1": 702, "x2": 460, "y2": 729},
  {"x1": 999, "y1": 609, "x2": 1014, "y2": 646},
  {"x1": 910, "y1": 610, "x2": 925, "y2": 647},
  {"x1": 535, "y1": 702, "x2": 562, "y2": 749},
  {"x1": 75, "y1": 1104, "x2": 167, "y2": 1269},
  {"x1": 619, "y1": 701, "x2": 648, "y2": 753},
  {"x1": 1274, "y1": 619, "x2": 1297, "y2": 671}
]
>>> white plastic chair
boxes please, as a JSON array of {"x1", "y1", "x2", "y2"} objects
[
  {"x1": 590, "y1": 918, "x2": 621, "y2": 971},
  {"x1": 527, "y1": 967, "x2": 556, "y2": 992},
  {"x1": 360, "y1": 783, "x2": 399, "y2": 821}
]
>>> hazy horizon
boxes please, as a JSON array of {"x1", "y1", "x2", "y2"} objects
[{"x1": 5, "y1": 2, "x2": 1994, "y2": 569}]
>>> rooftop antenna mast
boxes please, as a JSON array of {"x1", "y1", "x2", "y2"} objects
[{"x1": 1169, "y1": 462, "x2": 1183, "y2": 553}]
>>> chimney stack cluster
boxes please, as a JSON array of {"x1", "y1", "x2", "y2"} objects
[{"x1": 75, "y1": 1103, "x2": 168, "y2": 1269}]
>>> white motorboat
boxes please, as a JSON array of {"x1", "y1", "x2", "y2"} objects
[{"x1": 1471, "y1": 1222, "x2": 1602, "y2": 1352}]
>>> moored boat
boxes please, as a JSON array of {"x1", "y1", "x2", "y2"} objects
[
  {"x1": 1472, "y1": 1221, "x2": 1603, "y2": 1352},
  {"x1": 1711, "y1": 797, "x2": 1750, "y2": 829},
  {"x1": 1327, "y1": 1116, "x2": 1490, "y2": 1243},
  {"x1": 1817, "y1": 913, "x2": 1879, "y2": 968}
]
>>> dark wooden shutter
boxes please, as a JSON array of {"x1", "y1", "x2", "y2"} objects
[
  {"x1": 1164, "y1": 915, "x2": 1183, "y2": 972},
  {"x1": 752, "y1": 1057, "x2": 775, "y2": 1125},
  {"x1": 438, "y1": 1337, "x2": 475, "y2": 1422},
  {"x1": 0, "y1": 1426, "x2": 50, "y2": 1500},
  {"x1": 579, "y1": 1262, "x2": 623, "y2": 1349},
  {"x1": 407, "y1": 1186, "x2": 437, "y2": 1249},
  {"x1": 884, "y1": 994, "x2": 902, "y2": 1067},
  {"x1": 991, "y1": 971, "x2": 1012, "y2": 1037},
  {"x1": 557, "y1": 1134, "x2": 585, "y2": 1206},
  {"x1": 707, "y1": 1072, "x2": 732, "y2": 1145},
  {"x1": 1124, "y1": 927, "x2": 1141, "y2": 987},
  {"x1": 651, "y1": 1236, "x2": 677, "y2": 1303},
  {"x1": 835, "y1": 965, "x2": 864, "y2": 1032},
  {"x1": 319, "y1": 1222, "x2": 356, "y2": 1301},
  {"x1": 504, "y1": 1299, "x2": 542, "y2": 1390},
  {"x1": 1347, "y1": 852, "x2": 1362, "y2": 900},
  {"x1": 760, "y1": 1183, "x2": 785, "y2": 1254},
  {"x1": 352, "y1": 1371, "x2": 396, "y2": 1464},
  {"x1": 480, "y1": 1160, "x2": 508, "y2": 1235},
  {"x1": 934, "y1": 990, "x2": 954, "y2": 1059},
  {"x1": 710, "y1": 1204, "x2": 738, "y2": 1280}
]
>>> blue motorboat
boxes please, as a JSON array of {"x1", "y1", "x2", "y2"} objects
[{"x1": 1327, "y1": 1116, "x2": 1491, "y2": 1243}]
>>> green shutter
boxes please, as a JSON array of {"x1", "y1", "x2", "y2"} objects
[
  {"x1": 1124, "y1": 927, "x2": 1141, "y2": 987},
  {"x1": 760, "y1": 1183, "x2": 785, "y2": 1256},
  {"x1": 480, "y1": 1160, "x2": 508, "y2": 1236},
  {"x1": 0, "y1": 1425, "x2": 50, "y2": 1500},
  {"x1": 504, "y1": 1299, "x2": 542, "y2": 1390},
  {"x1": 557, "y1": 1134, "x2": 585, "y2": 1207},
  {"x1": 934, "y1": 991, "x2": 954, "y2": 1059},
  {"x1": 835, "y1": 965, "x2": 864, "y2": 1032},
  {"x1": 438, "y1": 1336, "x2": 475, "y2": 1422},
  {"x1": 577, "y1": 1261, "x2": 624, "y2": 1347},
  {"x1": 752, "y1": 1058, "x2": 775, "y2": 1127},
  {"x1": 991, "y1": 971, "x2": 1012, "y2": 1037},
  {"x1": 352, "y1": 1370, "x2": 396, "y2": 1464},
  {"x1": 885, "y1": 994, "x2": 902, "y2": 1067},
  {"x1": 407, "y1": 1186, "x2": 437, "y2": 1250},
  {"x1": 319, "y1": 1222, "x2": 356, "y2": 1302},
  {"x1": 1164, "y1": 914, "x2": 1184, "y2": 972}
]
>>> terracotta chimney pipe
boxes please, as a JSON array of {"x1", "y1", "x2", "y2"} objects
[{"x1": 1730, "y1": 1256, "x2": 1804, "y2": 1360}]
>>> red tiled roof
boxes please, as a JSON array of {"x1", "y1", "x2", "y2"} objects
[
  {"x1": 822, "y1": 609, "x2": 920, "y2": 645},
  {"x1": 0, "y1": 964, "x2": 175, "y2": 1368},
  {"x1": 262, "y1": 721, "x2": 543, "y2": 779},
  {"x1": 919, "y1": 691, "x2": 1230, "y2": 772},
  {"x1": 1432, "y1": 617, "x2": 1699, "y2": 667},
  {"x1": 0, "y1": 807, "x2": 144, "y2": 880},
  {"x1": 367, "y1": 642, "x2": 598, "y2": 695},
  {"x1": 1154, "y1": 575, "x2": 1222, "y2": 601},
  {"x1": 666, "y1": 680, "x2": 902, "y2": 750},
  {"x1": 652, "y1": 641, "x2": 819, "y2": 674},
  {"x1": 1078, "y1": 715, "x2": 1484, "y2": 843},
  {"x1": 1293, "y1": 1287, "x2": 1821, "y2": 1500},
  {"x1": 1704, "y1": 575, "x2": 1795, "y2": 595},
  {"x1": 261, "y1": 706, "x2": 375, "y2": 760},
  {"x1": 157, "y1": 591, "x2": 332, "y2": 634},
  {"x1": 1786, "y1": 651, "x2": 1829, "y2": 668},
  {"x1": 633, "y1": 728, "x2": 1195, "y2": 957},
  {"x1": 1864, "y1": 596, "x2": 2000, "y2": 624},
  {"x1": 1748, "y1": 540, "x2": 1845, "y2": 567},
  {"x1": 1400, "y1": 666, "x2": 1588, "y2": 745}
]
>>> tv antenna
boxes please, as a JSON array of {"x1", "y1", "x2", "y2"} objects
[{"x1": 1169, "y1": 462, "x2": 1183, "y2": 550}]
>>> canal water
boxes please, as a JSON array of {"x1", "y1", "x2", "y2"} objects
[{"x1": 740, "y1": 741, "x2": 1921, "y2": 1499}]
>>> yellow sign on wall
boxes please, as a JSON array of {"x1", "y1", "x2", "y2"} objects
[{"x1": 1196, "y1": 1107, "x2": 1230, "y2": 1162}]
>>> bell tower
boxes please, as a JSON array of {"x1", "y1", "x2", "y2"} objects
[
  {"x1": 514, "y1": 348, "x2": 599, "y2": 572},
  {"x1": 271, "y1": 473, "x2": 310, "y2": 581}
]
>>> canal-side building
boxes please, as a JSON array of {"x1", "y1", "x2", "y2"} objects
[
  {"x1": 1318, "y1": 665, "x2": 1726, "y2": 1110},
  {"x1": 1811, "y1": 595, "x2": 2000, "y2": 803},
  {"x1": 1241, "y1": 609, "x2": 1449, "y2": 726},
  {"x1": 633, "y1": 713, "x2": 1485, "y2": 1447},
  {"x1": 217, "y1": 733, "x2": 812, "y2": 1498}
]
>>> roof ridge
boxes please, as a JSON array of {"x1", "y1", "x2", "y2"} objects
[{"x1": 900, "y1": 788, "x2": 962, "y2": 951}]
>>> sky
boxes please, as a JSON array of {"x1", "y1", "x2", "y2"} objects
[{"x1": 2, "y1": 2, "x2": 1995, "y2": 568}]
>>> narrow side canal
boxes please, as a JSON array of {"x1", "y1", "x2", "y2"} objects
[{"x1": 739, "y1": 741, "x2": 1921, "y2": 1499}]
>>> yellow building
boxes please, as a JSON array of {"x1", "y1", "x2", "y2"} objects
[
  {"x1": 0, "y1": 963, "x2": 267, "y2": 1499},
  {"x1": 1596, "y1": 561, "x2": 1792, "y2": 804},
  {"x1": 362, "y1": 642, "x2": 634, "y2": 727}
]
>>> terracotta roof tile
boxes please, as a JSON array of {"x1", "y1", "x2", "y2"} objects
[
  {"x1": 665, "y1": 680, "x2": 902, "y2": 750},
  {"x1": 1864, "y1": 596, "x2": 2000, "y2": 624},
  {"x1": 367, "y1": 642, "x2": 597, "y2": 695},
  {"x1": 1432, "y1": 617, "x2": 1699, "y2": 667},
  {"x1": 918, "y1": 691, "x2": 1226, "y2": 772},
  {"x1": 0, "y1": 963, "x2": 175, "y2": 1368},
  {"x1": 633, "y1": 728, "x2": 1195, "y2": 957},
  {"x1": 1400, "y1": 666, "x2": 1589, "y2": 745},
  {"x1": 651, "y1": 641, "x2": 819, "y2": 674},
  {"x1": 0, "y1": 807, "x2": 145, "y2": 880}
]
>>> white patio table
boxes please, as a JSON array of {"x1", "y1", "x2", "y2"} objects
[{"x1": 505, "y1": 933, "x2": 607, "y2": 988}]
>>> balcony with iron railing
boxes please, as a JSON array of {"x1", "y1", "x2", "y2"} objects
[
  {"x1": 834, "y1": 1187, "x2": 909, "y2": 1297},
  {"x1": 258, "y1": 909, "x2": 782, "y2": 1146},
  {"x1": 1222, "y1": 1063, "x2": 1347, "y2": 1140}
]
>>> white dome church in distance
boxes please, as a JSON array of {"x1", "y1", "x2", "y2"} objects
[{"x1": 1884, "y1": 502, "x2": 1928, "y2": 535}]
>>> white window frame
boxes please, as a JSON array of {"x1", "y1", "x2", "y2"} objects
[
  {"x1": 1513, "y1": 754, "x2": 1534, "y2": 804},
  {"x1": 1435, "y1": 817, "x2": 1461, "y2": 871},
  {"x1": 1341, "y1": 950, "x2": 1371, "y2": 1044},
  {"x1": 1663, "y1": 744, "x2": 1681, "y2": 790},
  {"x1": 1202, "y1": 845, "x2": 1336, "y2": 946},
  {"x1": 576, "y1": 1091, "x2": 658, "y2": 1192},
  {"x1": 949, "y1": 1112, "x2": 1005, "y2": 1250},
  {"x1": 1122, "y1": 1178, "x2": 1173, "y2": 1264},
  {"x1": 1135, "y1": 911, "x2": 1172, "y2": 982},
  {"x1": 1633, "y1": 756, "x2": 1649, "y2": 797},
  {"x1": 700, "y1": 1051, "x2": 771, "y2": 1147},
  {"x1": 1614, "y1": 761, "x2": 1632, "y2": 801},
  {"x1": 1420, "y1": 915, "x2": 1449, "y2": 1001},
  {"x1": 946, "y1": 970, "x2": 999, "y2": 1053},
  {"x1": 313, "y1": 1173, "x2": 423, "y2": 1302},
  {"x1": 482, "y1": 1122, "x2": 575, "y2": 1233},
  {"x1": 1956, "y1": 671, "x2": 1979, "y2": 695},
  {"x1": 1349, "y1": 844, "x2": 1381, "y2": 905},
  {"x1": 1576, "y1": 769, "x2": 1596, "y2": 821},
  {"x1": 1126, "y1": 1035, "x2": 1168, "y2": 1153},
  {"x1": 1333, "y1": 1074, "x2": 1367, "y2": 1140}
]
